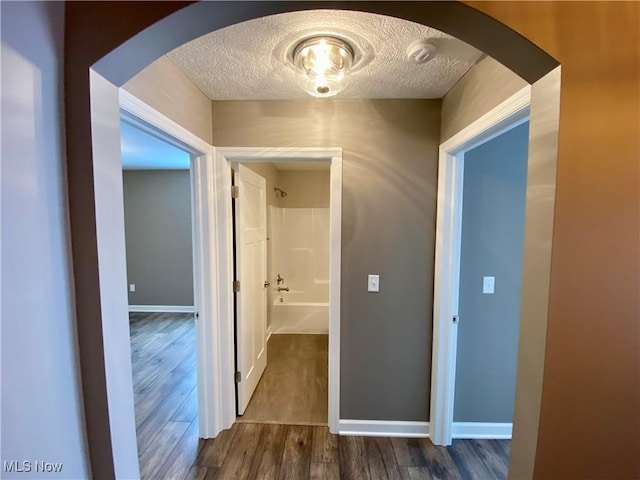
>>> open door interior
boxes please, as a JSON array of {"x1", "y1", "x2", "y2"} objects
[{"x1": 234, "y1": 164, "x2": 268, "y2": 415}]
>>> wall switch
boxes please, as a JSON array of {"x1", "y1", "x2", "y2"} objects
[
  {"x1": 368, "y1": 275, "x2": 380, "y2": 293},
  {"x1": 129, "y1": 284, "x2": 136, "y2": 293},
  {"x1": 482, "y1": 276, "x2": 495, "y2": 294}
]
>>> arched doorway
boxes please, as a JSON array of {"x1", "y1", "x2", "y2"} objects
[{"x1": 64, "y1": 3, "x2": 560, "y2": 477}]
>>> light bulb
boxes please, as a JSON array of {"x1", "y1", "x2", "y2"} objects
[{"x1": 292, "y1": 36, "x2": 354, "y2": 97}]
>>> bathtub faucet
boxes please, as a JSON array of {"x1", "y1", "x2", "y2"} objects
[{"x1": 277, "y1": 286, "x2": 289, "y2": 292}]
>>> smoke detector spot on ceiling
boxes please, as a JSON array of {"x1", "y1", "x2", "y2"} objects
[{"x1": 407, "y1": 40, "x2": 438, "y2": 64}]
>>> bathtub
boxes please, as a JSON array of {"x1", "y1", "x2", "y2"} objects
[{"x1": 270, "y1": 290, "x2": 328, "y2": 334}]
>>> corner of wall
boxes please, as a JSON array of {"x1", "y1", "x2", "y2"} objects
[{"x1": 441, "y1": 56, "x2": 528, "y2": 143}]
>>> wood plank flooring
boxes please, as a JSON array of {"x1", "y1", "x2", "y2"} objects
[
  {"x1": 237, "y1": 334, "x2": 328, "y2": 425},
  {"x1": 194, "y1": 424, "x2": 510, "y2": 480},
  {"x1": 131, "y1": 313, "x2": 511, "y2": 479},
  {"x1": 130, "y1": 312, "x2": 199, "y2": 480}
]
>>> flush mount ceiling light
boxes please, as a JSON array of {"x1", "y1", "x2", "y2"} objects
[{"x1": 292, "y1": 36, "x2": 355, "y2": 98}]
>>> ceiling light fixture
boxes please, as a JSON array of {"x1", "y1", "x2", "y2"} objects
[{"x1": 292, "y1": 36, "x2": 355, "y2": 98}]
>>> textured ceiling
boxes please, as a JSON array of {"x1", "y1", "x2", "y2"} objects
[{"x1": 168, "y1": 10, "x2": 483, "y2": 100}]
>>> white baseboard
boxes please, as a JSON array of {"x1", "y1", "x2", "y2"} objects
[
  {"x1": 267, "y1": 325, "x2": 273, "y2": 341},
  {"x1": 338, "y1": 419, "x2": 429, "y2": 438},
  {"x1": 270, "y1": 330, "x2": 329, "y2": 335},
  {"x1": 452, "y1": 422, "x2": 512, "y2": 439},
  {"x1": 128, "y1": 305, "x2": 195, "y2": 313}
]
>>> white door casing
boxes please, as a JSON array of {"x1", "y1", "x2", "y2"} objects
[
  {"x1": 119, "y1": 89, "x2": 221, "y2": 440},
  {"x1": 430, "y1": 86, "x2": 531, "y2": 446},
  {"x1": 214, "y1": 147, "x2": 342, "y2": 434},
  {"x1": 234, "y1": 164, "x2": 268, "y2": 415}
]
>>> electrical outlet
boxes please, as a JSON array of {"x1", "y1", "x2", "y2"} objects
[{"x1": 129, "y1": 284, "x2": 136, "y2": 293}]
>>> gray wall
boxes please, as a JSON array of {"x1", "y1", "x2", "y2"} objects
[
  {"x1": 454, "y1": 122, "x2": 529, "y2": 423},
  {"x1": 1, "y1": 2, "x2": 90, "y2": 477},
  {"x1": 213, "y1": 99, "x2": 440, "y2": 421},
  {"x1": 441, "y1": 56, "x2": 528, "y2": 143},
  {"x1": 123, "y1": 170, "x2": 194, "y2": 306},
  {"x1": 279, "y1": 170, "x2": 330, "y2": 208},
  {"x1": 123, "y1": 56, "x2": 213, "y2": 144}
]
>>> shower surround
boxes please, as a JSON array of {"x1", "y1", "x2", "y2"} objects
[{"x1": 270, "y1": 206, "x2": 329, "y2": 333}]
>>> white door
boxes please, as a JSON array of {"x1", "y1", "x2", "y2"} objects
[{"x1": 234, "y1": 164, "x2": 268, "y2": 415}]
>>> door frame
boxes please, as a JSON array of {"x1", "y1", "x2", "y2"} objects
[
  {"x1": 430, "y1": 86, "x2": 531, "y2": 446},
  {"x1": 214, "y1": 147, "x2": 342, "y2": 434},
  {"x1": 119, "y1": 90, "x2": 219, "y2": 439}
]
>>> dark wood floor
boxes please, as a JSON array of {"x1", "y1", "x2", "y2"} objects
[
  {"x1": 130, "y1": 313, "x2": 510, "y2": 479},
  {"x1": 130, "y1": 312, "x2": 199, "y2": 479},
  {"x1": 190, "y1": 423, "x2": 509, "y2": 480},
  {"x1": 238, "y1": 334, "x2": 328, "y2": 425}
]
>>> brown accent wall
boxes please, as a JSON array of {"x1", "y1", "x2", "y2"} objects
[{"x1": 466, "y1": 2, "x2": 640, "y2": 478}]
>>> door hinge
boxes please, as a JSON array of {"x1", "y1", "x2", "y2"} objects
[
  {"x1": 235, "y1": 371, "x2": 241, "y2": 383},
  {"x1": 233, "y1": 280, "x2": 240, "y2": 292},
  {"x1": 452, "y1": 315, "x2": 459, "y2": 324},
  {"x1": 231, "y1": 185, "x2": 239, "y2": 198}
]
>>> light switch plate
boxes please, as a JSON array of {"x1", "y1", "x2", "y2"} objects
[
  {"x1": 129, "y1": 284, "x2": 136, "y2": 293},
  {"x1": 482, "y1": 276, "x2": 495, "y2": 294},
  {"x1": 368, "y1": 275, "x2": 380, "y2": 293}
]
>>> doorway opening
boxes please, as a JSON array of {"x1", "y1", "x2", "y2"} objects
[
  {"x1": 74, "y1": 3, "x2": 561, "y2": 477},
  {"x1": 118, "y1": 91, "x2": 220, "y2": 478},
  {"x1": 214, "y1": 147, "x2": 342, "y2": 433},
  {"x1": 430, "y1": 86, "x2": 531, "y2": 447},
  {"x1": 232, "y1": 161, "x2": 332, "y2": 426},
  {"x1": 120, "y1": 111, "x2": 199, "y2": 477}
]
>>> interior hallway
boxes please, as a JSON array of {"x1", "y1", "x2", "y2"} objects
[{"x1": 131, "y1": 313, "x2": 510, "y2": 479}]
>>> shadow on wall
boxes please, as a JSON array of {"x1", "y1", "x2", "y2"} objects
[{"x1": 1, "y1": 2, "x2": 89, "y2": 477}]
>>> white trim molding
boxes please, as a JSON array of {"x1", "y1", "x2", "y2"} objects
[
  {"x1": 440, "y1": 86, "x2": 531, "y2": 154},
  {"x1": 266, "y1": 324, "x2": 273, "y2": 341},
  {"x1": 339, "y1": 420, "x2": 430, "y2": 438},
  {"x1": 430, "y1": 85, "x2": 531, "y2": 447},
  {"x1": 213, "y1": 147, "x2": 343, "y2": 435},
  {"x1": 215, "y1": 146, "x2": 342, "y2": 160},
  {"x1": 119, "y1": 89, "x2": 220, "y2": 440},
  {"x1": 452, "y1": 422, "x2": 513, "y2": 440},
  {"x1": 128, "y1": 305, "x2": 195, "y2": 313},
  {"x1": 120, "y1": 90, "x2": 211, "y2": 155}
]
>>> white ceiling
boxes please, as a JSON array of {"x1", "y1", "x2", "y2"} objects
[{"x1": 168, "y1": 10, "x2": 483, "y2": 100}]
